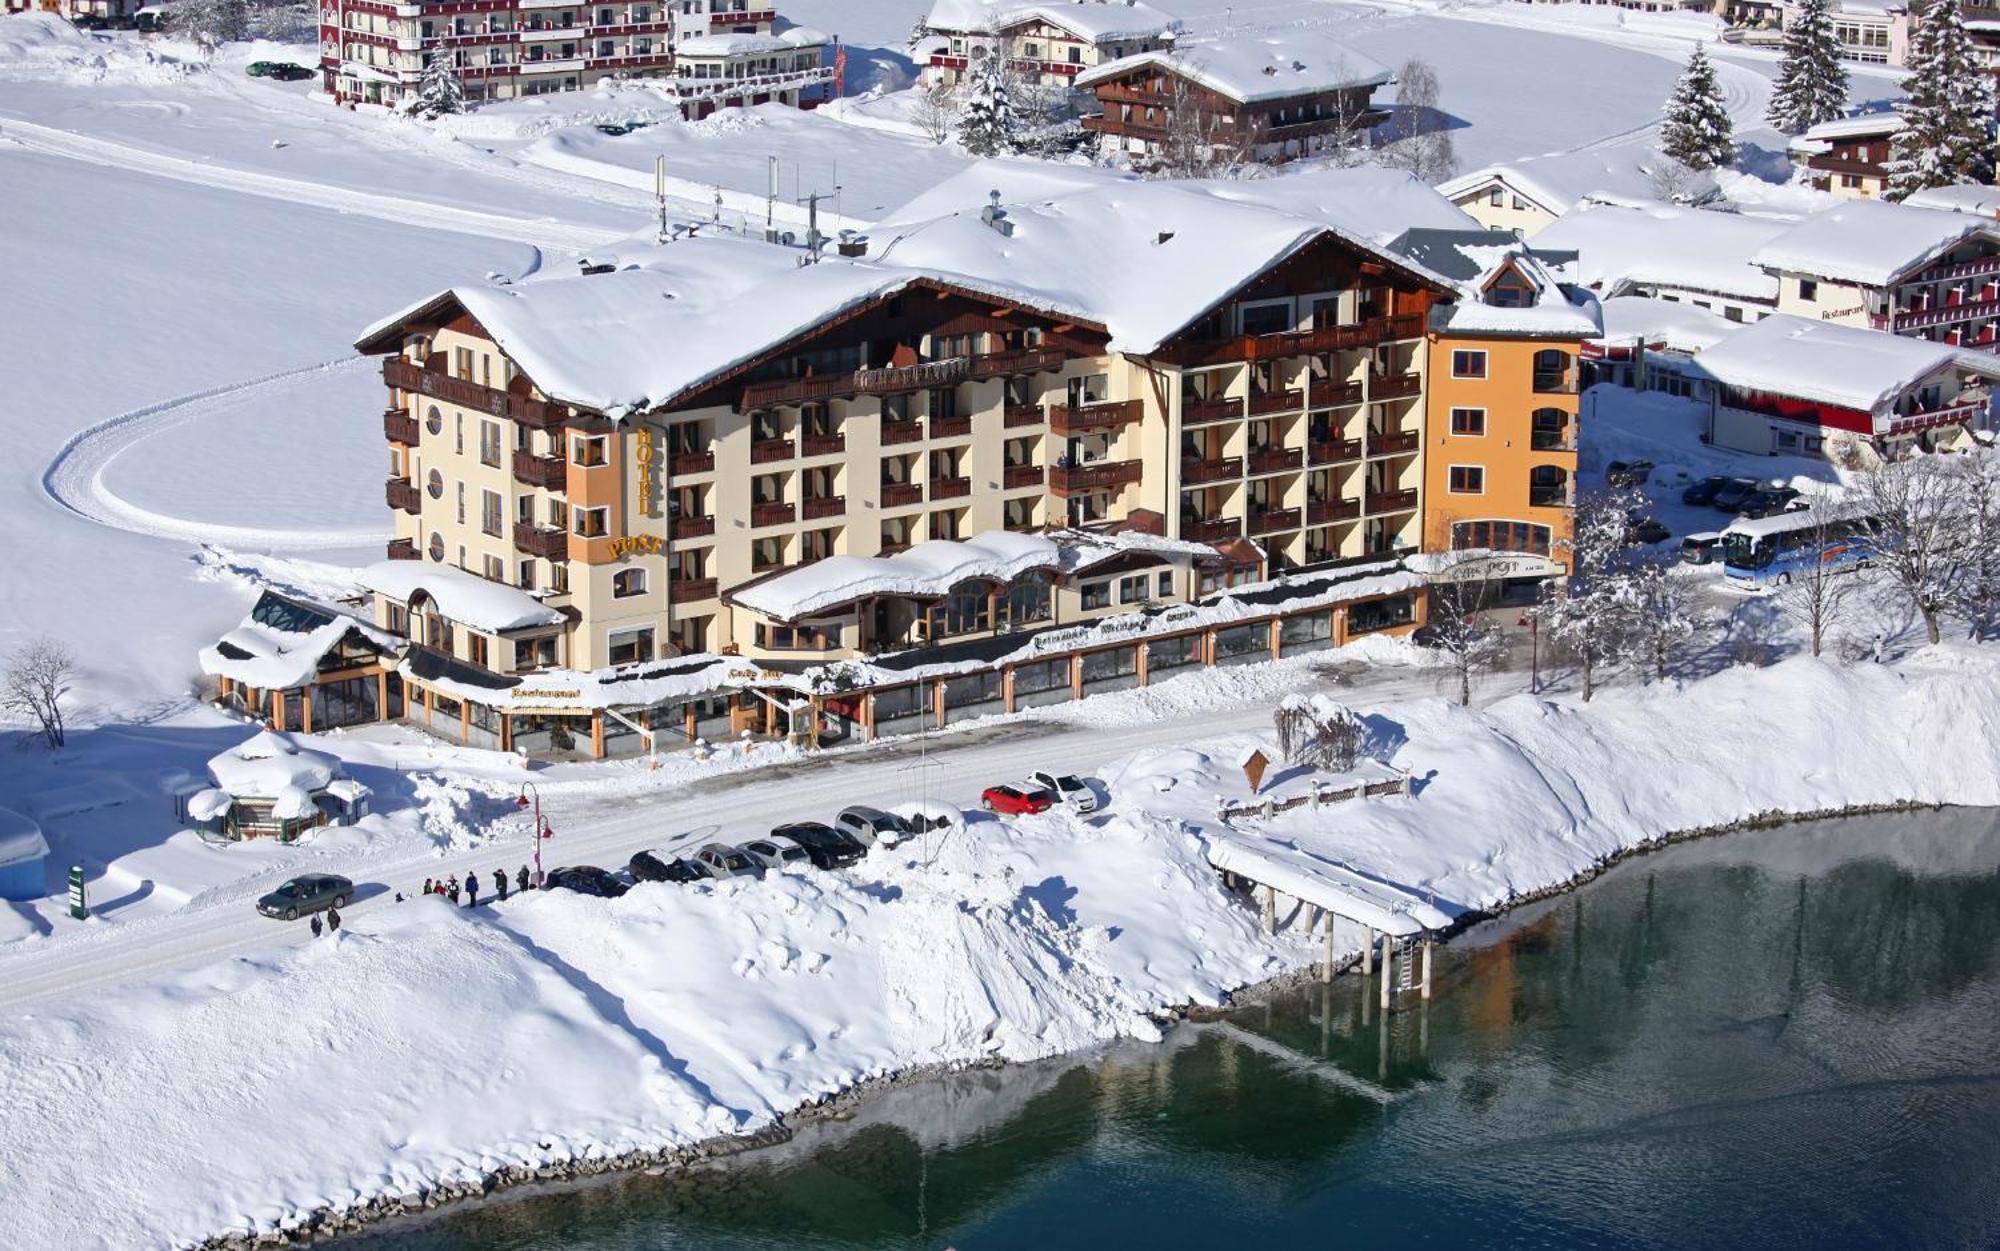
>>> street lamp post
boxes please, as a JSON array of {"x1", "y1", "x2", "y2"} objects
[
  {"x1": 1519, "y1": 610, "x2": 1540, "y2": 694},
  {"x1": 516, "y1": 783, "x2": 552, "y2": 888}
]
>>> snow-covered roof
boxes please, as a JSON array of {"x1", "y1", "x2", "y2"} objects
[
  {"x1": 1535, "y1": 200, "x2": 1792, "y2": 303},
  {"x1": 732, "y1": 531, "x2": 1062, "y2": 621},
  {"x1": 1050, "y1": 525, "x2": 1220, "y2": 574},
  {"x1": 0, "y1": 807, "x2": 48, "y2": 869},
  {"x1": 1437, "y1": 152, "x2": 1718, "y2": 220},
  {"x1": 1692, "y1": 314, "x2": 1988, "y2": 412},
  {"x1": 1074, "y1": 32, "x2": 1390, "y2": 104},
  {"x1": 1904, "y1": 183, "x2": 2000, "y2": 218},
  {"x1": 674, "y1": 27, "x2": 825, "y2": 57},
  {"x1": 1788, "y1": 110, "x2": 1902, "y2": 155},
  {"x1": 207, "y1": 732, "x2": 342, "y2": 802},
  {"x1": 1752, "y1": 200, "x2": 2000, "y2": 287},
  {"x1": 1205, "y1": 835, "x2": 1451, "y2": 936},
  {"x1": 198, "y1": 590, "x2": 402, "y2": 691},
  {"x1": 358, "y1": 562, "x2": 564, "y2": 633},
  {"x1": 1594, "y1": 294, "x2": 1736, "y2": 354},
  {"x1": 925, "y1": 0, "x2": 1179, "y2": 42},
  {"x1": 1387, "y1": 228, "x2": 1599, "y2": 338},
  {"x1": 186, "y1": 788, "x2": 236, "y2": 822}
]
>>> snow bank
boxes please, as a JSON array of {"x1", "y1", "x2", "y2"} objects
[{"x1": 0, "y1": 12, "x2": 196, "y2": 83}]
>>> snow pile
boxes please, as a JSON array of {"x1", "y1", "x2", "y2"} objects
[
  {"x1": 0, "y1": 12, "x2": 195, "y2": 83},
  {"x1": 207, "y1": 731, "x2": 340, "y2": 799}
]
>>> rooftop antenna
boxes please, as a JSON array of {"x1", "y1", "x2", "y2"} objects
[
  {"x1": 655, "y1": 155, "x2": 669, "y2": 245},
  {"x1": 765, "y1": 155, "x2": 780, "y2": 244},
  {"x1": 797, "y1": 186, "x2": 841, "y2": 261}
]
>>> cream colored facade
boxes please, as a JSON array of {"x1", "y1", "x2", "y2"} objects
[{"x1": 1441, "y1": 176, "x2": 1560, "y2": 239}]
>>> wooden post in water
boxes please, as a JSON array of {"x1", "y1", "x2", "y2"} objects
[
  {"x1": 1362, "y1": 925, "x2": 1375, "y2": 975},
  {"x1": 1421, "y1": 936, "x2": 1434, "y2": 1000},
  {"x1": 1321, "y1": 915, "x2": 1336, "y2": 983},
  {"x1": 1260, "y1": 886, "x2": 1276, "y2": 936},
  {"x1": 1379, "y1": 932, "x2": 1393, "y2": 1010}
]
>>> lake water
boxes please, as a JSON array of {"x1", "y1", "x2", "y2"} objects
[{"x1": 348, "y1": 808, "x2": 2000, "y2": 1250}]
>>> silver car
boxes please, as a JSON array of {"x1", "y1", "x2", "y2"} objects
[
  {"x1": 693, "y1": 842, "x2": 758, "y2": 879},
  {"x1": 739, "y1": 834, "x2": 812, "y2": 871},
  {"x1": 834, "y1": 805, "x2": 908, "y2": 847}
]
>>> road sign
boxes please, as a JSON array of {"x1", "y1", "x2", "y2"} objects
[{"x1": 67, "y1": 864, "x2": 86, "y2": 921}]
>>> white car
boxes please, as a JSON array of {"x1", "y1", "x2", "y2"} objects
[
  {"x1": 739, "y1": 834, "x2": 813, "y2": 871},
  {"x1": 693, "y1": 842, "x2": 759, "y2": 879},
  {"x1": 1028, "y1": 771, "x2": 1097, "y2": 813}
]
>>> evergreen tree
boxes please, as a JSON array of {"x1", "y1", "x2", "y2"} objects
[
  {"x1": 956, "y1": 56, "x2": 1018, "y2": 157},
  {"x1": 1885, "y1": 0, "x2": 1997, "y2": 198},
  {"x1": 1766, "y1": 0, "x2": 1850, "y2": 133},
  {"x1": 1660, "y1": 44, "x2": 1736, "y2": 171},
  {"x1": 411, "y1": 55, "x2": 467, "y2": 119}
]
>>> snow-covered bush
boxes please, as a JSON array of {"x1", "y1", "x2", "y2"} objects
[{"x1": 1273, "y1": 694, "x2": 1366, "y2": 772}]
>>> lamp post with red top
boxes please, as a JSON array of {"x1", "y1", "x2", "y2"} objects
[{"x1": 517, "y1": 784, "x2": 552, "y2": 888}]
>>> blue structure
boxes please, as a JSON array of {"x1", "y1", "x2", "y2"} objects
[{"x1": 0, "y1": 806, "x2": 49, "y2": 901}]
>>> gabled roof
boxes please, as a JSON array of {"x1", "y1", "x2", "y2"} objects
[
  {"x1": 1073, "y1": 32, "x2": 1390, "y2": 104},
  {"x1": 1788, "y1": 109, "x2": 1902, "y2": 155},
  {"x1": 1535, "y1": 200, "x2": 1792, "y2": 303},
  {"x1": 925, "y1": 0, "x2": 1178, "y2": 42},
  {"x1": 1437, "y1": 152, "x2": 1719, "y2": 220},
  {"x1": 197, "y1": 590, "x2": 402, "y2": 691},
  {"x1": 1691, "y1": 314, "x2": 2000, "y2": 413},
  {"x1": 1905, "y1": 184, "x2": 2000, "y2": 218},
  {"x1": 1387, "y1": 228, "x2": 1599, "y2": 338},
  {"x1": 359, "y1": 562, "x2": 564, "y2": 633},
  {"x1": 1751, "y1": 199, "x2": 2000, "y2": 287}
]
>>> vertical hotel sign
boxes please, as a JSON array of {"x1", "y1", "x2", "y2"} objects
[{"x1": 634, "y1": 425, "x2": 656, "y2": 519}]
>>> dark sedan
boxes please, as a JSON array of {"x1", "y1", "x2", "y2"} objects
[
  {"x1": 772, "y1": 822, "x2": 866, "y2": 870},
  {"x1": 628, "y1": 849, "x2": 706, "y2": 884},
  {"x1": 256, "y1": 873, "x2": 353, "y2": 920},
  {"x1": 1712, "y1": 478, "x2": 1765, "y2": 512},
  {"x1": 1681, "y1": 475, "x2": 1733, "y2": 506},
  {"x1": 545, "y1": 866, "x2": 628, "y2": 898},
  {"x1": 1739, "y1": 486, "x2": 1803, "y2": 518}
]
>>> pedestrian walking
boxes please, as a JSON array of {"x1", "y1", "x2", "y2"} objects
[
  {"x1": 395, "y1": 891, "x2": 405, "y2": 903},
  {"x1": 494, "y1": 869, "x2": 508, "y2": 901},
  {"x1": 1872, "y1": 632, "x2": 1887, "y2": 664},
  {"x1": 466, "y1": 873, "x2": 480, "y2": 906},
  {"x1": 423, "y1": 877, "x2": 433, "y2": 897},
  {"x1": 517, "y1": 864, "x2": 530, "y2": 894},
  {"x1": 327, "y1": 906, "x2": 341, "y2": 933},
  {"x1": 448, "y1": 874, "x2": 461, "y2": 906},
  {"x1": 310, "y1": 914, "x2": 323, "y2": 938}
]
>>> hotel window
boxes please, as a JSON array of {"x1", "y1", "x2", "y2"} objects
[
  {"x1": 1448, "y1": 465, "x2": 1485, "y2": 494},
  {"x1": 551, "y1": 564, "x2": 568, "y2": 594},
  {"x1": 453, "y1": 346, "x2": 474, "y2": 378},
  {"x1": 883, "y1": 393, "x2": 911, "y2": 423},
  {"x1": 1081, "y1": 581, "x2": 1110, "y2": 610},
  {"x1": 571, "y1": 434, "x2": 609, "y2": 467},
  {"x1": 929, "y1": 388, "x2": 958, "y2": 420},
  {"x1": 518, "y1": 560, "x2": 537, "y2": 590},
  {"x1": 801, "y1": 527, "x2": 838, "y2": 563},
  {"x1": 427, "y1": 533, "x2": 445, "y2": 561},
  {"x1": 427, "y1": 469, "x2": 444, "y2": 499},
  {"x1": 1488, "y1": 187, "x2": 1503, "y2": 206},
  {"x1": 468, "y1": 633, "x2": 489, "y2": 669},
  {"x1": 479, "y1": 421, "x2": 502, "y2": 467},
  {"x1": 753, "y1": 536, "x2": 784, "y2": 570},
  {"x1": 572, "y1": 505, "x2": 609, "y2": 537},
  {"x1": 612, "y1": 568, "x2": 646, "y2": 597},
  {"x1": 606, "y1": 627, "x2": 654, "y2": 666},
  {"x1": 1451, "y1": 350, "x2": 1487, "y2": 379},
  {"x1": 1450, "y1": 408, "x2": 1486, "y2": 436},
  {"x1": 425, "y1": 405, "x2": 444, "y2": 436},
  {"x1": 455, "y1": 413, "x2": 464, "y2": 454},
  {"x1": 1798, "y1": 278, "x2": 1818, "y2": 301},
  {"x1": 481, "y1": 489, "x2": 503, "y2": 537},
  {"x1": 456, "y1": 482, "x2": 466, "y2": 525},
  {"x1": 1158, "y1": 570, "x2": 1173, "y2": 598},
  {"x1": 483, "y1": 554, "x2": 504, "y2": 581},
  {"x1": 1118, "y1": 574, "x2": 1149, "y2": 604}
]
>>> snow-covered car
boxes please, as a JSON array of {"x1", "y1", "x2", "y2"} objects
[
  {"x1": 1625, "y1": 516, "x2": 1671, "y2": 545},
  {"x1": 1028, "y1": 771, "x2": 1097, "y2": 814},
  {"x1": 981, "y1": 784, "x2": 1055, "y2": 816},
  {"x1": 1605, "y1": 459, "x2": 1655, "y2": 487},
  {"x1": 771, "y1": 822, "x2": 866, "y2": 870},
  {"x1": 255, "y1": 873, "x2": 352, "y2": 920},
  {"x1": 890, "y1": 801, "x2": 961, "y2": 835},
  {"x1": 545, "y1": 866, "x2": 628, "y2": 898},
  {"x1": 628, "y1": 849, "x2": 705, "y2": 884},
  {"x1": 833, "y1": 805, "x2": 908, "y2": 847},
  {"x1": 1712, "y1": 478, "x2": 1765, "y2": 512},
  {"x1": 693, "y1": 843, "x2": 759, "y2": 879},
  {"x1": 739, "y1": 834, "x2": 812, "y2": 871}
]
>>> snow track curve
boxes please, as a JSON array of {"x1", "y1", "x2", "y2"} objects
[{"x1": 41, "y1": 357, "x2": 389, "y2": 550}]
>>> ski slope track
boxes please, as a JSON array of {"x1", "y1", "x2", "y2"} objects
[
  {"x1": 0, "y1": 115, "x2": 627, "y2": 252},
  {"x1": 40, "y1": 357, "x2": 390, "y2": 549}
]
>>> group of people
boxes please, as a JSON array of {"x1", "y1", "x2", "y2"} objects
[
  {"x1": 419, "y1": 864, "x2": 537, "y2": 907},
  {"x1": 309, "y1": 907, "x2": 341, "y2": 938}
]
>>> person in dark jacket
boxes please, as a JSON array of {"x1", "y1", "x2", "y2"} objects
[
  {"x1": 327, "y1": 906, "x2": 341, "y2": 933},
  {"x1": 423, "y1": 877, "x2": 434, "y2": 897},
  {"x1": 448, "y1": 875, "x2": 461, "y2": 905},
  {"x1": 517, "y1": 864, "x2": 530, "y2": 894},
  {"x1": 494, "y1": 869, "x2": 508, "y2": 901},
  {"x1": 465, "y1": 873, "x2": 480, "y2": 906},
  {"x1": 310, "y1": 914, "x2": 323, "y2": 938}
]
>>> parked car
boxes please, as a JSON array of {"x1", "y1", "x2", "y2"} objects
[
  {"x1": 890, "y1": 801, "x2": 961, "y2": 836},
  {"x1": 772, "y1": 822, "x2": 866, "y2": 870},
  {"x1": 1606, "y1": 459, "x2": 1655, "y2": 487},
  {"x1": 72, "y1": 13, "x2": 108, "y2": 28},
  {"x1": 740, "y1": 834, "x2": 814, "y2": 870},
  {"x1": 1712, "y1": 478, "x2": 1765, "y2": 512},
  {"x1": 693, "y1": 843, "x2": 759, "y2": 879},
  {"x1": 1738, "y1": 486, "x2": 1804, "y2": 519},
  {"x1": 1028, "y1": 771, "x2": 1097, "y2": 813},
  {"x1": 1680, "y1": 532, "x2": 1726, "y2": 565},
  {"x1": 256, "y1": 873, "x2": 353, "y2": 919},
  {"x1": 1681, "y1": 475, "x2": 1733, "y2": 506},
  {"x1": 1625, "y1": 513, "x2": 1672, "y2": 545},
  {"x1": 546, "y1": 866, "x2": 628, "y2": 897},
  {"x1": 834, "y1": 805, "x2": 909, "y2": 847},
  {"x1": 245, "y1": 60, "x2": 282, "y2": 76},
  {"x1": 628, "y1": 848, "x2": 706, "y2": 884},
  {"x1": 982, "y1": 784, "x2": 1055, "y2": 816},
  {"x1": 267, "y1": 63, "x2": 314, "y2": 81}
]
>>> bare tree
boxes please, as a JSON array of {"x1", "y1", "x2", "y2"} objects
[
  {"x1": 1647, "y1": 157, "x2": 1703, "y2": 204},
  {"x1": 1855, "y1": 455, "x2": 1968, "y2": 645},
  {"x1": 1950, "y1": 450, "x2": 2000, "y2": 641},
  {"x1": 1154, "y1": 71, "x2": 1228, "y2": 178},
  {"x1": 1539, "y1": 487, "x2": 1642, "y2": 700},
  {"x1": 1623, "y1": 556, "x2": 1707, "y2": 681},
  {"x1": 1422, "y1": 553, "x2": 1508, "y2": 705},
  {"x1": 1377, "y1": 58, "x2": 1456, "y2": 182},
  {"x1": 911, "y1": 80, "x2": 959, "y2": 146},
  {"x1": 1774, "y1": 505, "x2": 1863, "y2": 656},
  {"x1": 3, "y1": 637, "x2": 74, "y2": 751},
  {"x1": 1273, "y1": 695, "x2": 1365, "y2": 771}
]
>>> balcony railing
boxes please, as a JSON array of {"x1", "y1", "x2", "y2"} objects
[
  {"x1": 1532, "y1": 373, "x2": 1577, "y2": 395},
  {"x1": 1530, "y1": 429, "x2": 1577, "y2": 452},
  {"x1": 1883, "y1": 392, "x2": 1991, "y2": 434},
  {"x1": 1372, "y1": 374, "x2": 1424, "y2": 402},
  {"x1": 1309, "y1": 379, "x2": 1366, "y2": 408},
  {"x1": 670, "y1": 515, "x2": 715, "y2": 540},
  {"x1": 511, "y1": 448, "x2": 567, "y2": 492},
  {"x1": 1004, "y1": 464, "x2": 1045, "y2": 490},
  {"x1": 1370, "y1": 430, "x2": 1420, "y2": 456},
  {"x1": 1247, "y1": 446, "x2": 1304, "y2": 475},
  {"x1": 1247, "y1": 507, "x2": 1302, "y2": 536},
  {"x1": 670, "y1": 450, "x2": 715, "y2": 475},
  {"x1": 1910, "y1": 253, "x2": 2000, "y2": 286},
  {"x1": 750, "y1": 437, "x2": 795, "y2": 464},
  {"x1": 1004, "y1": 404, "x2": 1045, "y2": 428},
  {"x1": 801, "y1": 432, "x2": 845, "y2": 457},
  {"x1": 383, "y1": 357, "x2": 565, "y2": 430},
  {"x1": 1182, "y1": 396, "x2": 1241, "y2": 426},
  {"x1": 1248, "y1": 388, "x2": 1303, "y2": 416},
  {"x1": 1051, "y1": 460, "x2": 1143, "y2": 493},
  {"x1": 1182, "y1": 456, "x2": 1242, "y2": 485},
  {"x1": 1163, "y1": 312, "x2": 1428, "y2": 369},
  {"x1": 1882, "y1": 296, "x2": 2000, "y2": 332},
  {"x1": 1182, "y1": 517, "x2": 1242, "y2": 544},
  {"x1": 881, "y1": 419, "x2": 925, "y2": 446},
  {"x1": 1366, "y1": 487, "x2": 1419, "y2": 514},
  {"x1": 751, "y1": 501, "x2": 795, "y2": 528},
  {"x1": 802, "y1": 495, "x2": 846, "y2": 520},
  {"x1": 669, "y1": 576, "x2": 718, "y2": 602},
  {"x1": 1052, "y1": 398, "x2": 1143, "y2": 435},
  {"x1": 386, "y1": 477, "x2": 421, "y2": 516},
  {"x1": 512, "y1": 522, "x2": 567, "y2": 560},
  {"x1": 386, "y1": 537, "x2": 419, "y2": 561},
  {"x1": 929, "y1": 415, "x2": 973, "y2": 439},
  {"x1": 1529, "y1": 488, "x2": 1573, "y2": 508},
  {"x1": 1309, "y1": 436, "x2": 1364, "y2": 465},
  {"x1": 383, "y1": 409, "x2": 420, "y2": 446},
  {"x1": 929, "y1": 476, "x2": 972, "y2": 500},
  {"x1": 738, "y1": 355, "x2": 972, "y2": 411},
  {"x1": 880, "y1": 481, "x2": 923, "y2": 508},
  {"x1": 969, "y1": 347, "x2": 1066, "y2": 379},
  {"x1": 1308, "y1": 498, "x2": 1362, "y2": 526}
]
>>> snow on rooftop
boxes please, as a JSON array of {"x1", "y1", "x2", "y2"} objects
[
  {"x1": 1593, "y1": 294, "x2": 1735, "y2": 354},
  {"x1": 924, "y1": 0, "x2": 1179, "y2": 41},
  {"x1": 1789, "y1": 110, "x2": 1903, "y2": 154},
  {"x1": 732, "y1": 531, "x2": 1061, "y2": 621},
  {"x1": 1752, "y1": 200, "x2": 2000, "y2": 287},
  {"x1": 1388, "y1": 231, "x2": 1599, "y2": 338},
  {"x1": 1904, "y1": 184, "x2": 2000, "y2": 218},
  {"x1": 1074, "y1": 32, "x2": 1390, "y2": 104},
  {"x1": 1692, "y1": 314, "x2": 1978, "y2": 412},
  {"x1": 0, "y1": 806, "x2": 48, "y2": 869},
  {"x1": 1535, "y1": 200, "x2": 1792, "y2": 303},
  {"x1": 359, "y1": 561, "x2": 564, "y2": 633},
  {"x1": 1437, "y1": 151, "x2": 1717, "y2": 220},
  {"x1": 207, "y1": 732, "x2": 341, "y2": 801},
  {"x1": 675, "y1": 28, "x2": 826, "y2": 56},
  {"x1": 198, "y1": 594, "x2": 401, "y2": 691}
]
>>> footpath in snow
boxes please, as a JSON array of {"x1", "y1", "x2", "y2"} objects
[{"x1": 3, "y1": 651, "x2": 1999, "y2": 1248}]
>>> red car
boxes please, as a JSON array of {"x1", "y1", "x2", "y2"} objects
[{"x1": 981, "y1": 784, "x2": 1055, "y2": 816}]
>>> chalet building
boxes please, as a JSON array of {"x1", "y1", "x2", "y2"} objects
[
  {"x1": 670, "y1": 28, "x2": 831, "y2": 113},
  {"x1": 1906, "y1": 184, "x2": 2000, "y2": 217},
  {"x1": 1074, "y1": 33, "x2": 1391, "y2": 165},
  {"x1": 317, "y1": 0, "x2": 828, "y2": 108},
  {"x1": 1537, "y1": 199, "x2": 1788, "y2": 324},
  {"x1": 918, "y1": 0, "x2": 1178, "y2": 90},
  {"x1": 1786, "y1": 112, "x2": 1901, "y2": 199},
  {"x1": 1691, "y1": 314, "x2": 1999, "y2": 458},
  {"x1": 1582, "y1": 294, "x2": 1735, "y2": 399},
  {"x1": 1389, "y1": 229, "x2": 1599, "y2": 579},
  {"x1": 1439, "y1": 160, "x2": 1720, "y2": 240}
]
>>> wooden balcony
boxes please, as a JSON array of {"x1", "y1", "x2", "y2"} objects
[
  {"x1": 1162, "y1": 312, "x2": 1428, "y2": 369},
  {"x1": 1366, "y1": 487, "x2": 1419, "y2": 514},
  {"x1": 1912, "y1": 253, "x2": 2000, "y2": 285},
  {"x1": 386, "y1": 537, "x2": 419, "y2": 561},
  {"x1": 1080, "y1": 113, "x2": 1169, "y2": 142},
  {"x1": 800, "y1": 432, "x2": 845, "y2": 457},
  {"x1": 1531, "y1": 373, "x2": 1577, "y2": 396},
  {"x1": 751, "y1": 501, "x2": 796, "y2": 528},
  {"x1": 880, "y1": 481, "x2": 923, "y2": 508},
  {"x1": 881, "y1": 419, "x2": 925, "y2": 446},
  {"x1": 738, "y1": 356, "x2": 972, "y2": 411},
  {"x1": 1307, "y1": 498, "x2": 1361, "y2": 526},
  {"x1": 1247, "y1": 388, "x2": 1303, "y2": 416},
  {"x1": 385, "y1": 477, "x2": 421, "y2": 516},
  {"x1": 669, "y1": 515, "x2": 715, "y2": 540},
  {"x1": 750, "y1": 437, "x2": 795, "y2": 464},
  {"x1": 929, "y1": 415, "x2": 973, "y2": 439},
  {"x1": 929, "y1": 476, "x2": 972, "y2": 500},
  {"x1": 1182, "y1": 516, "x2": 1242, "y2": 544},
  {"x1": 1182, "y1": 456, "x2": 1242, "y2": 485},
  {"x1": 1182, "y1": 396, "x2": 1242, "y2": 426},
  {"x1": 511, "y1": 448, "x2": 567, "y2": 492},
  {"x1": 1308, "y1": 379, "x2": 1366, "y2": 408},
  {"x1": 1051, "y1": 459, "x2": 1142, "y2": 494},
  {"x1": 383, "y1": 409, "x2": 420, "y2": 446},
  {"x1": 1004, "y1": 464, "x2": 1045, "y2": 490},
  {"x1": 383, "y1": 357, "x2": 566, "y2": 430},
  {"x1": 1309, "y1": 436, "x2": 1364, "y2": 465},
  {"x1": 512, "y1": 522, "x2": 568, "y2": 560},
  {"x1": 669, "y1": 576, "x2": 718, "y2": 602},
  {"x1": 1247, "y1": 507, "x2": 1302, "y2": 536},
  {"x1": 1248, "y1": 446, "x2": 1304, "y2": 475},
  {"x1": 1372, "y1": 374, "x2": 1424, "y2": 402},
  {"x1": 670, "y1": 450, "x2": 715, "y2": 475},
  {"x1": 1051, "y1": 398, "x2": 1143, "y2": 435},
  {"x1": 969, "y1": 346, "x2": 1066, "y2": 378},
  {"x1": 802, "y1": 495, "x2": 846, "y2": 520},
  {"x1": 1370, "y1": 430, "x2": 1420, "y2": 456},
  {"x1": 1004, "y1": 404, "x2": 1045, "y2": 428}
]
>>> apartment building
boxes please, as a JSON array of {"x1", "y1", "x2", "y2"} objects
[
  {"x1": 918, "y1": 0, "x2": 1179, "y2": 89},
  {"x1": 317, "y1": 0, "x2": 826, "y2": 108}
]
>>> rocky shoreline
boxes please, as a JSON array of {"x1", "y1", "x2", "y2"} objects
[{"x1": 195, "y1": 797, "x2": 1950, "y2": 1249}]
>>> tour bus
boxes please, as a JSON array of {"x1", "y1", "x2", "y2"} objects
[{"x1": 1720, "y1": 509, "x2": 1874, "y2": 589}]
